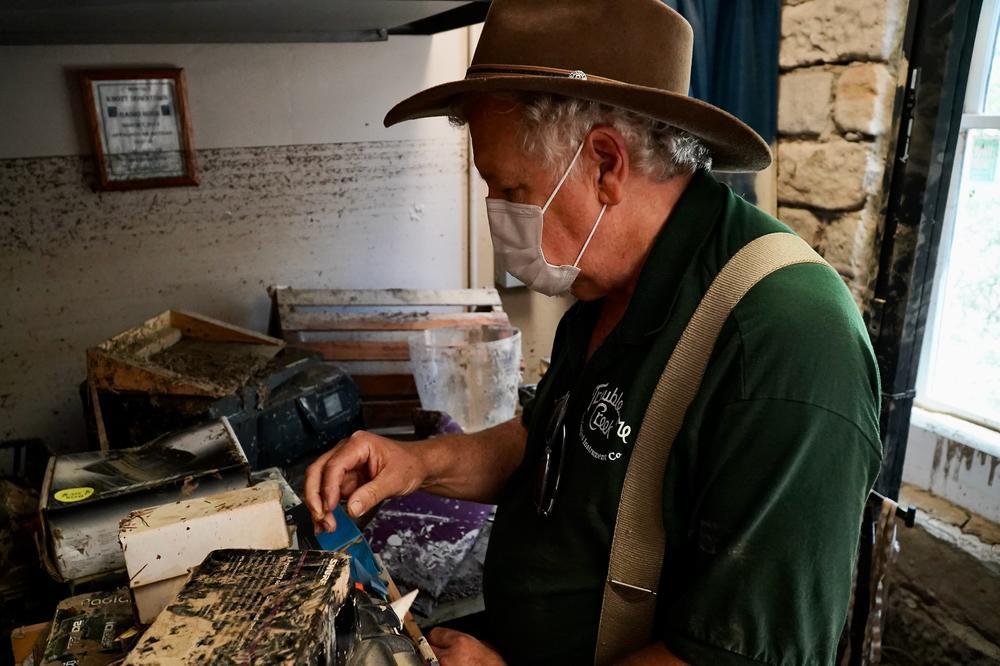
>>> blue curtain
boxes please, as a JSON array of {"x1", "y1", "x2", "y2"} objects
[{"x1": 663, "y1": 0, "x2": 780, "y2": 203}]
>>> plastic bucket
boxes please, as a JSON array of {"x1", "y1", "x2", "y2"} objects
[{"x1": 408, "y1": 325, "x2": 522, "y2": 433}]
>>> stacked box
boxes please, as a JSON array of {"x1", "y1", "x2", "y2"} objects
[
  {"x1": 40, "y1": 588, "x2": 135, "y2": 666},
  {"x1": 38, "y1": 419, "x2": 250, "y2": 582},
  {"x1": 125, "y1": 549, "x2": 351, "y2": 665},
  {"x1": 119, "y1": 482, "x2": 290, "y2": 623}
]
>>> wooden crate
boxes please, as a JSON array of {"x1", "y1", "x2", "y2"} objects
[
  {"x1": 268, "y1": 287, "x2": 510, "y2": 429},
  {"x1": 87, "y1": 310, "x2": 285, "y2": 398}
]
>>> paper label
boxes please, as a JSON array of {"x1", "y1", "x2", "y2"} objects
[{"x1": 54, "y1": 487, "x2": 95, "y2": 503}]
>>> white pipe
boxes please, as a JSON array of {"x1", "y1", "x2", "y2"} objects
[{"x1": 466, "y1": 24, "x2": 479, "y2": 289}]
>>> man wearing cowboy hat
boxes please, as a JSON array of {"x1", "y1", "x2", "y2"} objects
[{"x1": 305, "y1": 1, "x2": 881, "y2": 664}]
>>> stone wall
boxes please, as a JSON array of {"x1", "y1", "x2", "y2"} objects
[
  {"x1": 778, "y1": 0, "x2": 909, "y2": 307},
  {"x1": 776, "y1": 4, "x2": 1000, "y2": 664}
]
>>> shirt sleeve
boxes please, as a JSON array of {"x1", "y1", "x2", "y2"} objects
[{"x1": 658, "y1": 397, "x2": 881, "y2": 666}]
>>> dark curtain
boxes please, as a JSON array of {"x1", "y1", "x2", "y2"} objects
[{"x1": 663, "y1": 0, "x2": 781, "y2": 203}]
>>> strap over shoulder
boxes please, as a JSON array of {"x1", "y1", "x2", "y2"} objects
[{"x1": 595, "y1": 232, "x2": 831, "y2": 665}]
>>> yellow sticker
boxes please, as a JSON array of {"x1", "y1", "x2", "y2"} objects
[{"x1": 54, "y1": 487, "x2": 95, "y2": 503}]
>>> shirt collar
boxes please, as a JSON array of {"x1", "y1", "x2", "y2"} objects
[{"x1": 615, "y1": 169, "x2": 727, "y2": 344}]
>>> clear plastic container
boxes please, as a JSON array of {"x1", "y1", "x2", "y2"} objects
[{"x1": 408, "y1": 325, "x2": 522, "y2": 433}]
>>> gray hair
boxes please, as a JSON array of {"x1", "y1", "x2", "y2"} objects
[{"x1": 450, "y1": 92, "x2": 712, "y2": 181}]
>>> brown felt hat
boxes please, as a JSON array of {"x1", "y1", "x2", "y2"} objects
[{"x1": 384, "y1": 0, "x2": 772, "y2": 172}]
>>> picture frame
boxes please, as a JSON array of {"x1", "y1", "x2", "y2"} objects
[{"x1": 80, "y1": 68, "x2": 198, "y2": 190}]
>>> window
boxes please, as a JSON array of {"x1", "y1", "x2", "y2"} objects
[{"x1": 918, "y1": 0, "x2": 1000, "y2": 432}]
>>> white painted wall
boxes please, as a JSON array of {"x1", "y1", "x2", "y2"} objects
[
  {"x1": 904, "y1": 407, "x2": 1000, "y2": 523},
  {"x1": 0, "y1": 37, "x2": 465, "y2": 158},
  {"x1": 0, "y1": 34, "x2": 474, "y2": 450}
]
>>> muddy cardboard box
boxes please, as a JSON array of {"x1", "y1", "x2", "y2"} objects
[
  {"x1": 40, "y1": 588, "x2": 135, "y2": 666},
  {"x1": 119, "y1": 482, "x2": 290, "y2": 624},
  {"x1": 39, "y1": 419, "x2": 250, "y2": 582},
  {"x1": 10, "y1": 621, "x2": 50, "y2": 665},
  {"x1": 125, "y1": 549, "x2": 351, "y2": 664}
]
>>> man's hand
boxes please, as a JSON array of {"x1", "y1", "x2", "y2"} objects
[
  {"x1": 428, "y1": 628, "x2": 506, "y2": 666},
  {"x1": 304, "y1": 431, "x2": 429, "y2": 533},
  {"x1": 616, "y1": 642, "x2": 689, "y2": 665}
]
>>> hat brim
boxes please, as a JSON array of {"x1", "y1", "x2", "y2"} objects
[{"x1": 384, "y1": 75, "x2": 771, "y2": 173}]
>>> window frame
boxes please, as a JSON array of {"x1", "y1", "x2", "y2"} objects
[{"x1": 916, "y1": 0, "x2": 1000, "y2": 433}]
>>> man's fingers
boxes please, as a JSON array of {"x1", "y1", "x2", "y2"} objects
[
  {"x1": 305, "y1": 434, "x2": 372, "y2": 534},
  {"x1": 346, "y1": 472, "x2": 393, "y2": 518},
  {"x1": 320, "y1": 436, "x2": 372, "y2": 516},
  {"x1": 427, "y1": 627, "x2": 463, "y2": 649},
  {"x1": 315, "y1": 470, "x2": 366, "y2": 533},
  {"x1": 304, "y1": 430, "x2": 424, "y2": 535},
  {"x1": 339, "y1": 470, "x2": 362, "y2": 499},
  {"x1": 303, "y1": 445, "x2": 340, "y2": 521}
]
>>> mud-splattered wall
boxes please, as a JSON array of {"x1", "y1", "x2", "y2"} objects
[
  {"x1": 0, "y1": 37, "x2": 472, "y2": 450},
  {"x1": 0, "y1": 139, "x2": 468, "y2": 450}
]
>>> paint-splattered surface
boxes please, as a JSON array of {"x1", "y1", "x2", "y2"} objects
[
  {"x1": 364, "y1": 491, "x2": 493, "y2": 601},
  {"x1": 0, "y1": 137, "x2": 467, "y2": 451},
  {"x1": 125, "y1": 549, "x2": 350, "y2": 665}
]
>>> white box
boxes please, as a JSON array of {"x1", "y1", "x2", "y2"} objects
[
  {"x1": 39, "y1": 419, "x2": 251, "y2": 583},
  {"x1": 119, "y1": 482, "x2": 289, "y2": 623}
]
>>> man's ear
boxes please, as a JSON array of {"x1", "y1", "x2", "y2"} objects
[{"x1": 587, "y1": 126, "x2": 629, "y2": 206}]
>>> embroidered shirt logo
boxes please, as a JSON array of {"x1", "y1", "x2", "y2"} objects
[{"x1": 579, "y1": 382, "x2": 633, "y2": 462}]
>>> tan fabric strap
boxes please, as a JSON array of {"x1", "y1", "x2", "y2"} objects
[{"x1": 595, "y1": 232, "x2": 832, "y2": 665}]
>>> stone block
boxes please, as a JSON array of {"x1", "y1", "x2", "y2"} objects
[
  {"x1": 900, "y1": 484, "x2": 971, "y2": 528},
  {"x1": 780, "y1": 0, "x2": 907, "y2": 69},
  {"x1": 778, "y1": 70, "x2": 833, "y2": 136},
  {"x1": 821, "y1": 207, "x2": 879, "y2": 281},
  {"x1": 778, "y1": 206, "x2": 823, "y2": 246},
  {"x1": 965, "y1": 514, "x2": 1000, "y2": 546},
  {"x1": 835, "y1": 62, "x2": 895, "y2": 135},
  {"x1": 777, "y1": 139, "x2": 877, "y2": 210}
]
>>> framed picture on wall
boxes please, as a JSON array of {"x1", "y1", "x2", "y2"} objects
[{"x1": 80, "y1": 68, "x2": 198, "y2": 190}]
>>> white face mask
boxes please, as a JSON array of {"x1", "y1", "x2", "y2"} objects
[{"x1": 486, "y1": 140, "x2": 608, "y2": 297}]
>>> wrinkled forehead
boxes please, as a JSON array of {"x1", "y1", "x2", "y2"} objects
[
  {"x1": 464, "y1": 94, "x2": 533, "y2": 179},
  {"x1": 459, "y1": 92, "x2": 522, "y2": 127}
]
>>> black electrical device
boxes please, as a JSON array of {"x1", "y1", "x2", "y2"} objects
[
  {"x1": 228, "y1": 361, "x2": 363, "y2": 469},
  {"x1": 81, "y1": 348, "x2": 363, "y2": 469}
]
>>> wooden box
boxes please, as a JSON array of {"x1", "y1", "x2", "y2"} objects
[
  {"x1": 87, "y1": 310, "x2": 285, "y2": 399},
  {"x1": 268, "y1": 287, "x2": 509, "y2": 431}
]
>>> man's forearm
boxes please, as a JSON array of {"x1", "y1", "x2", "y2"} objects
[{"x1": 411, "y1": 418, "x2": 527, "y2": 503}]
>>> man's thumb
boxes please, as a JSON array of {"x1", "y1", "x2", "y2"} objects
[{"x1": 346, "y1": 476, "x2": 389, "y2": 517}]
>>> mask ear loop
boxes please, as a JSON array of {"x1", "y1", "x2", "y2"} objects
[
  {"x1": 542, "y1": 140, "x2": 587, "y2": 213},
  {"x1": 572, "y1": 203, "x2": 608, "y2": 268}
]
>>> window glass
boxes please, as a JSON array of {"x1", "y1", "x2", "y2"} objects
[
  {"x1": 924, "y1": 127, "x2": 1000, "y2": 426},
  {"x1": 985, "y1": 25, "x2": 1000, "y2": 112}
]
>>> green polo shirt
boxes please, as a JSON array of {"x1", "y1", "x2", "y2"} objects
[{"x1": 482, "y1": 171, "x2": 881, "y2": 666}]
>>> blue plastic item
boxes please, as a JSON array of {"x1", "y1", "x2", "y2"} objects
[{"x1": 316, "y1": 504, "x2": 388, "y2": 597}]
